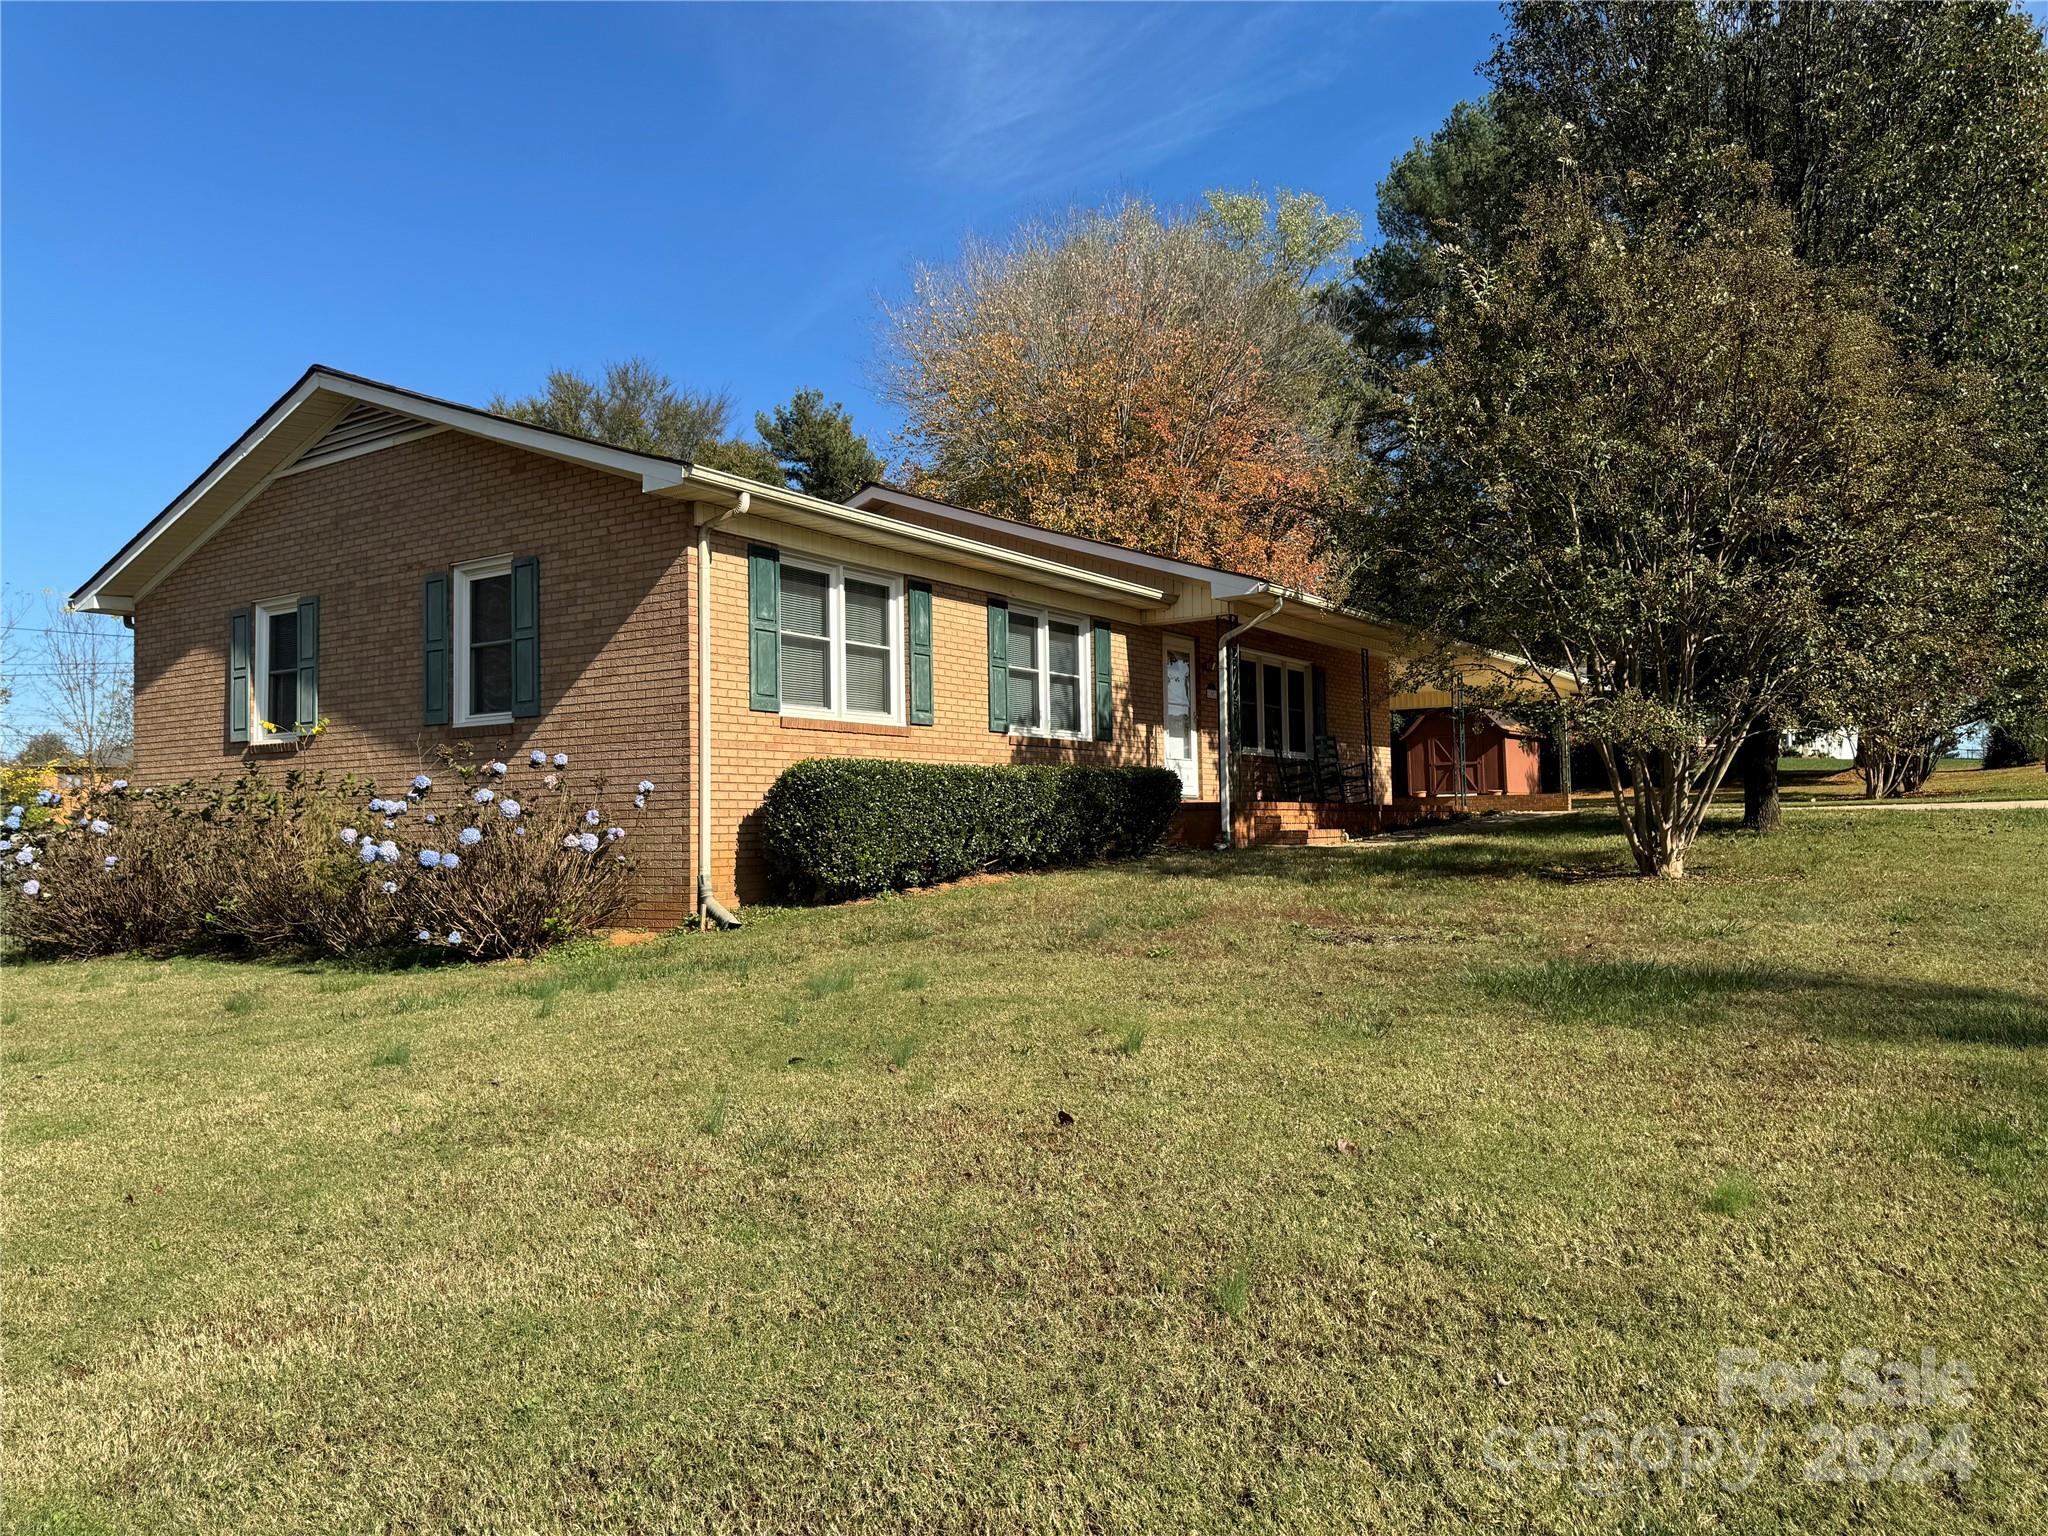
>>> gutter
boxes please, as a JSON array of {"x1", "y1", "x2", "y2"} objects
[
  {"x1": 696, "y1": 493, "x2": 747, "y2": 930},
  {"x1": 1214, "y1": 593, "x2": 1286, "y2": 849}
]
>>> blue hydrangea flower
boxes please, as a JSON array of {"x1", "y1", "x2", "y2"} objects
[
  {"x1": 378, "y1": 840, "x2": 400, "y2": 863},
  {"x1": 368, "y1": 798, "x2": 388, "y2": 815},
  {"x1": 440, "y1": 852, "x2": 461, "y2": 870},
  {"x1": 577, "y1": 831, "x2": 600, "y2": 854},
  {"x1": 339, "y1": 827, "x2": 359, "y2": 845},
  {"x1": 7, "y1": 805, "x2": 21, "y2": 816},
  {"x1": 36, "y1": 789, "x2": 58, "y2": 806},
  {"x1": 606, "y1": 826, "x2": 625, "y2": 842},
  {"x1": 561, "y1": 835, "x2": 580, "y2": 850},
  {"x1": 499, "y1": 799, "x2": 521, "y2": 819},
  {"x1": 473, "y1": 788, "x2": 495, "y2": 804},
  {"x1": 89, "y1": 820, "x2": 110, "y2": 836},
  {"x1": 104, "y1": 855, "x2": 119, "y2": 869},
  {"x1": 382, "y1": 880, "x2": 397, "y2": 895},
  {"x1": 111, "y1": 779, "x2": 128, "y2": 791},
  {"x1": 425, "y1": 814, "x2": 438, "y2": 825},
  {"x1": 358, "y1": 842, "x2": 379, "y2": 863},
  {"x1": 383, "y1": 819, "x2": 396, "y2": 830},
  {"x1": 637, "y1": 780, "x2": 655, "y2": 795},
  {"x1": 488, "y1": 760, "x2": 508, "y2": 777},
  {"x1": 417, "y1": 929, "x2": 433, "y2": 943},
  {"x1": 529, "y1": 750, "x2": 547, "y2": 767},
  {"x1": 13, "y1": 848, "x2": 34, "y2": 866},
  {"x1": 412, "y1": 774, "x2": 432, "y2": 792},
  {"x1": 21, "y1": 879, "x2": 39, "y2": 896},
  {"x1": 552, "y1": 753, "x2": 568, "y2": 768},
  {"x1": 514, "y1": 826, "x2": 526, "y2": 837},
  {"x1": 458, "y1": 827, "x2": 482, "y2": 846},
  {"x1": 633, "y1": 794, "x2": 646, "y2": 810},
  {"x1": 446, "y1": 930, "x2": 463, "y2": 947},
  {"x1": 584, "y1": 808, "x2": 600, "y2": 825},
  {"x1": 419, "y1": 849, "x2": 442, "y2": 868}
]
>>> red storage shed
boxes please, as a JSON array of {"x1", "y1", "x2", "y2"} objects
[{"x1": 1400, "y1": 709, "x2": 1544, "y2": 798}]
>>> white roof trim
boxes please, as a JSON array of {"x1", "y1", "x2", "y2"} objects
[
  {"x1": 850, "y1": 483, "x2": 1266, "y2": 598},
  {"x1": 72, "y1": 368, "x2": 693, "y2": 610},
  {"x1": 674, "y1": 465, "x2": 1169, "y2": 604}
]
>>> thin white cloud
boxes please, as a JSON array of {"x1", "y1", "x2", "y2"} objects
[{"x1": 891, "y1": 3, "x2": 1379, "y2": 195}]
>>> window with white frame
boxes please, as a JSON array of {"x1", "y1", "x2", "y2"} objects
[
  {"x1": 1236, "y1": 651, "x2": 1312, "y2": 757},
  {"x1": 252, "y1": 597, "x2": 301, "y2": 739},
  {"x1": 1007, "y1": 607, "x2": 1090, "y2": 738},
  {"x1": 454, "y1": 556, "x2": 515, "y2": 725},
  {"x1": 779, "y1": 557, "x2": 902, "y2": 722}
]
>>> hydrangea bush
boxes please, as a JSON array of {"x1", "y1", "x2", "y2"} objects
[{"x1": 0, "y1": 752, "x2": 654, "y2": 961}]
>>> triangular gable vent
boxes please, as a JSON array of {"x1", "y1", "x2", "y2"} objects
[{"x1": 280, "y1": 402, "x2": 442, "y2": 476}]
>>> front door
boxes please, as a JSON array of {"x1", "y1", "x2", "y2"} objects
[{"x1": 1163, "y1": 638, "x2": 1201, "y2": 799}]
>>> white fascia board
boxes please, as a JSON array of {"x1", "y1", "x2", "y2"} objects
[
  {"x1": 676, "y1": 466, "x2": 1168, "y2": 604},
  {"x1": 851, "y1": 484, "x2": 1263, "y2": 598},
  {"x1": 73, "y1": 370, "x2": 692, "y2": 609}
]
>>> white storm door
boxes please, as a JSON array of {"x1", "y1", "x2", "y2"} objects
[{"x1": 1164, "y1": 638, "x2": 1200, "y2": 799}]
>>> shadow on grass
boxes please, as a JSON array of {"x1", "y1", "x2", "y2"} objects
[{"x1": 1474, "y1": 956, "x2": 2048, "y2": 1048}]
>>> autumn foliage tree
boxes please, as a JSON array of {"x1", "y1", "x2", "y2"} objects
[{"x1": 883, "y1": 193, "x2": 1360, "y2": 589}]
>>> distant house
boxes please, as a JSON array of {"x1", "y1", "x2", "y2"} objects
[
  {"x1": 71, "y1": 366, "x2": 1537, "y2": 923},
  {"x1": 1399, "y1": 709, "x2": 1544, "y2": 799}
]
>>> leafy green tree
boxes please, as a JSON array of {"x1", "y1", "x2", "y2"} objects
[
  {"x1": 12, "y1": 730, "x2": 70, "y2": 767},
  {"x1": 1352, "y1": 149, "x2": 2001, "y2": 876},
  {"x1": 491, "y1": 358, "x2": 782, "y2": 486},
  {"x1": 1338, "y1": 0, "x2": 2048, "y2": 808},
  {"x1": 756, "y1": 390, "x2": 884, "y2": 502}
]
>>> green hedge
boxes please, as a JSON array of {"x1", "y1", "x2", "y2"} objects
[{"x1": 758, "y1": 759, "x2": 1183, "y2": 902}]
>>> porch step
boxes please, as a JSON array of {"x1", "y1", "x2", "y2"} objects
[{"x1": 1255, "y1": 827, "x2": 1349, "y2": 846}]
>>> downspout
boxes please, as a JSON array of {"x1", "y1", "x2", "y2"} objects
[
  {"x1": 696, "y1": 491, "x2": 748, "y2": 930},
  {"x1": 1214, "y1": 592, "x2": 1286, "y2": 849}
]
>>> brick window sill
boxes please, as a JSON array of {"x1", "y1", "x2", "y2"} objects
[{"x1": 779, "y1": 716, "x2": 914, "y2": 739}]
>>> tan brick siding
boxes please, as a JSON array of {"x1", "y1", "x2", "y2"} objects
[
  {"x1": 130, "y1": 428, "x2": 1398, "y2": 921},
  {"x1": 132, "y1": 432, "x2": 697, "y2": 925}
]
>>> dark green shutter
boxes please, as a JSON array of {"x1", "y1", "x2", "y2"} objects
[
  {"x1": 1092, "y1": 620, "x2": 1113, "y2": 742},
  {"x1": 986, "y1": 600, "x2": 1009, "y2": 732},
  {"x1": 908, "y1": 582, "x2": 934, "y2": 726},
  {"x1": 510, "y1": 555, "x2": 541, "y2": 719},
  {"x1": 748, "y1": 545, "x2": 780, "y2": 712},
  {"x1": 1311, "y1": 662, "x2": 1329, "y2": 743},
  {"x1": 295, "y1": 596, "x2": 320, "y2": 730},
  {"x1": 422, "y1": 572, "x2": 450, "y2": 725},
  {"x1": 227, "y1": 607, "x2": 252, "y2": 743}
]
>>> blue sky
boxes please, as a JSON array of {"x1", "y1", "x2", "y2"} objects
[{"x1": 0, "y1": 1, "x2": 1501, "y2": 611}]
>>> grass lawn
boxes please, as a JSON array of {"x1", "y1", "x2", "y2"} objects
[
  {"x1": 1706, "y1": 759, "x2": 2048, "y2": 805},
  {"x1": 6, "y1": 810, "x2": 2046, "y2": 1533}
]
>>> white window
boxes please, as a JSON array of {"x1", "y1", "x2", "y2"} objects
[
  {"x1": 779, "y1": 557, "x2": 903, "y2": 723},
  {"x1": 1008, "y1": 607, "x2": 1091, "y2": 739},
  {"x1": 251, "y1": 596, "x2": 302, "y2": 741},
  {"x1": 1236, "y1": 650, "x2": 1311, "y2": 757},
  {"x1": 453, "y1": 556, "x2": 516, "y2": 726}
]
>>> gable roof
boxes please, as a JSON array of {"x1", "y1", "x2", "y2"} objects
[{"x1": 68, "y1": 367, "x2": 1167, "y2": 613}]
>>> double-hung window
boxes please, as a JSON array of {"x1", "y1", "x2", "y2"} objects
[
  {"x1": 1007, "y1": 607, "x2": 1090, "y2": 739},
  {"x1": 252, "y1": 597, "x2": 302, "y2": 740},
  {"x1": 1236, "y1": 651, "x2": 1312, "y2": 757},
  {"x1": 778, "y1": 558, "x2": 902, "y2": 723},
  {"x1": 454, "y1": 556, "x2": 515, "y2": 725}
]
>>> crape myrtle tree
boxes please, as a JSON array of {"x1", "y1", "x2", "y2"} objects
[
  {"x1": 883, "y1": 190, "x2": 1364, "y2": 591},
  {"x1": 1349, "y1": 147, "x2": 1999, "y2": 877},
  {"x1": 1340, "y1": 0, "x2": 2048, "y2": 811}
]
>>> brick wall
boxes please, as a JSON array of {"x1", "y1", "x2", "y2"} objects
[
  {"x1": 133, "y1": 432, "x2": 698, "y2": 925},
  {"x1": 130, "y1": 428, "x2": 1402, "y2": 921},
  {"x1": 695, "y1": 527, "x2": 1223, "y2": 904}
]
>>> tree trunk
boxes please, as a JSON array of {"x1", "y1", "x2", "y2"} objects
[{"x1": 1735, "y1": 721, "x2": 1782, "y2": 832}]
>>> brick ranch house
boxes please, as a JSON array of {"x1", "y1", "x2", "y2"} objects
[{"x1": 70, "y1": 366, "x2": 1564, "y2": 926}]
